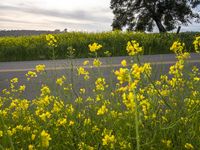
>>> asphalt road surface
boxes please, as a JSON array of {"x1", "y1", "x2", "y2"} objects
[{"x1": 0, "y1": 53, "x2": 200, "y2": 99}]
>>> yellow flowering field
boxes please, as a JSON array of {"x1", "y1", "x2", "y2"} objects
[{"x1": 0, "y1": 35, "x2": 200, "y2": 150}]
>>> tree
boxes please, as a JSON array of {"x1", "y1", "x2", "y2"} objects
[{"x1": 110, "y1": 0, "x2": 200, "y2": 32}]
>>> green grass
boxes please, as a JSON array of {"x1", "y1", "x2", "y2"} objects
[{"x1": 0, "y1": 31, "x2": 199, "y2": 62}]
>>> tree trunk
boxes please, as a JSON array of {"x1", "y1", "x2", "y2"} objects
[{"x1": 154, "y1": 19, "x2": 167, "y2": 33}]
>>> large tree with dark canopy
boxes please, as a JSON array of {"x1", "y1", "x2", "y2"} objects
[{"x1": 110, "y1": 0, "x2": 200, "y2": 32}]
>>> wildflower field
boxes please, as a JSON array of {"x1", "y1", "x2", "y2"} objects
[
  {"x1": 0, "y1": 35, "x2": 200, "y2": 150},
  {"x1": 0, "y1": 32, "x2": 199, "y2": 62}
]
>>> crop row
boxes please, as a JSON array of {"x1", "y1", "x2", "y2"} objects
[{"x1": 0, "y1": 31, "x2": 199, "y2": 61}]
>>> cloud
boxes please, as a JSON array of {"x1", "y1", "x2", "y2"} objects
[
  {"x1": 0, "y1": 4, "x2": 113, "y2": 24},
  {"x1": 0, "y1": 18, "x2": 31, "y2": 24},
  {"x1": 0, "y1": 1, "x2": 199, "y2": 32}
]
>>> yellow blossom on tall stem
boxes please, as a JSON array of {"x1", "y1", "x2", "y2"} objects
[
  {"x1": 193, "y1": 36, "x2": 200, "y2": 53},
  {"x1": 121, "y1": 60, "x2": 127, "y2": 67},
  {"x1": 88, "y1": 42, "x2": 102, "y2": 52},
  {"x1": 46, "y1": 34, "x2": 57, "y2": 48},
  {"x1": 56, "y1": 76, "x2": 66, "y2": 86},
  {"x1": 126, "y1": 40, "x2": 143, "y2": 56},
  {"x1": 170, "y1": 41, "x2": 185, "y2": 54},
  {"x1": 35, "y1": 64, "x2": 45, "y2": 73},
  {"x1": 97, "y1": 105, "x2": 108, "y2": 115},
  {"x1": 93, "y1": 59, "x2": 102, "y2": 67},
  {"x1": 102, "y1": 130, "x2": 116, "y2": 149},
  {"x1": 40, "y1": 130, "x2": 52, "y2": 148}
]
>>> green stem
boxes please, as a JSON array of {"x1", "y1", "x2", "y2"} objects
[
  {"x1": 129, "y1": 74, "x2": 140, "y2": 150},
  {"x1": 70, "y1": 58, "x2": 79, "y2": 98},
  {"x1": 134, "y1": 91, "x2": 140, "y2": 150}
]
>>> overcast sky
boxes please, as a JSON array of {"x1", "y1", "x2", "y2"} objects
[{"x1": 0, "y1": 0, "x2": 199, "y2": 32}]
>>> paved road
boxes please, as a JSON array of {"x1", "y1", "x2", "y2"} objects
[{"x1": 0, "y1": 53, "x2": 200, "y2": 99}]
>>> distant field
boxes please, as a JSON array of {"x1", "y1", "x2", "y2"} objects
[{"x1": 0, "y1": 31, "x2": 199, "y2": 62}]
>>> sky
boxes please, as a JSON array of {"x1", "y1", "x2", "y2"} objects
[{"x1": 0, "y1": 0, "x2": 199, "y2": 32}]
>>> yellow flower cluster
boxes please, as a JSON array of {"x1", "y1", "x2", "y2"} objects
[
  {"x1": 193, "y1": 36, "x2": 200, "y2": 53},
  {"x1": 170, "y1": 41, "x2": 185, "y2": 54},
  {"x1": 56, "y1": 75, "x2": 66, "y2": 86},
  {"x1": 121, "y1": 60, "x2": 127, "y2": 67},
  {"x1": 97, "y1": 104, "x2": 108, "y2": 115},
  {"x1": 77, "y1": 67, "x2": 90, "y2": 80},
  {"x1": 88, "y1": 42, "x2": 102, "y2": 52},
  {"x1": 184, "y1": 143, "x2": 194, "y2": 149},
  {"x1": 115, "y1": 68, "x2": 130, "y2": 84},
  {"x1": 40, "y1": 85, "x2": 51, "y2": 96},
  {"x1": 95, "y1": 77, "x2": 107, "y2": 91},
  {"x1": 93, "y1": 58, "x2": 102, "y2": 67},
  {"x1": 161, "y1": 139, "x2": 172, "y2": 148},
  {"x1": 126, "y1": 40, "x2": 143, "y2": 56},
  {"x1": 46, "y1": 34, "x2": 57, "y2": 48},
  {"x1": 35, "y1": 64, "x2": 45, "y2": 72},
  {"x1": 40, "y1": 130, "x2": 52, "y2": 148},
  {"x1": 102, "y1": 129, "x2": 116, "y2": 149},
  {"x1": 26, "y1": 71, "x2": 37, "y2": 80}
]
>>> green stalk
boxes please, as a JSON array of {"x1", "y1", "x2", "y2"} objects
[
  {"x1": 129, "y1": 74, "x2": 140, "y2": 150},
  {"x1": 134, "y1": 91, "x2": 140, "y2": 150},
  {"x1": 70, "y1": 58, "x2": 79, "y2": 98}
]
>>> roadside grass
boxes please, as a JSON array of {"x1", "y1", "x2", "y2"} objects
[
  {"x1": 0, "y1": 31, "x2": 199, "y2": 62},
  {"x1": 0, "y1": 36, "x2": 199, "y2": 150}
]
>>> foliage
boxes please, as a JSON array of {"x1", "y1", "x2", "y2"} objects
[
  {"x1": 0, "y1": 36, "x2": 200, "y2": 149},
  {"x1": 110, "y1": 0, "x2": 200, "y2": 32},
  {"x1": 0, "y1": 32, "x2": 199, "y2": 62}
]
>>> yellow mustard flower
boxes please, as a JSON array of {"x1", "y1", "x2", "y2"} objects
[
  {"x1": 95, "y1": 77, "x2": 107, "y2": 91},
  {"x1": 115, "y1": 68, "x2": 130, "y2": 84},
  {"x1": 84, "y1": 118, "x2": 91, "y2": 126},
  {"x1": 46, "y1": 34, "x2": 57, "y2": 48},
  {"x1": 170, "y1": 41, "x2": 185, "y2": 54},
  {"x1": 184, "y1": 143, "x2": 194, "y2": 149},
  {"x1": 79, "y1": 88, "x2": 86, "y2": 94},
  {"x1": 97, "y1": 105, "x2": 108, "y2": 115},
  {"x1": 121, "y1": 60, "x2": 127, "y2": 67},
  {"x1": 77, "y1": 67, "x2": 89, "y2": 75},
  {"x1": 10, "y1": 78, "x2": 18, "y2": 83},
  {"x1": 19, "y1": 85, "x2": 26, "y2": 92},
  {"x1": 93, "y1": 58, "x2": 102, "y2": 67},
  {"x1": 40, "y1": 130, "x2": 52, "y2": 148},
  {"x1": 0, "y1": 130, "x2": 3, "y2": 137},
  {"x1": 161, "y1": 139, "x2": 172, "y2": 148},
  {"x1": 39, "y1": 112, "x2": 51, "y2": 121},
  {"x1": 28, "y1": 145, "x2": 34, "y2": 150},
  {"x1": 83, "y1": 60, "x2": 89, "y2": 65},
  {"x1": 35, "y1": 64, "x2": 45, "y2": 72},
  {"x1": 122, "y1": 92, "x2": 135, "y2": 111},
  {"x1": 88, "y1": 42, "x2": 102, "y2": 52},
  {"x1": 26, "y1": 71, "x2": 37, "y2": 80},
  {"x1": 126, "y1": 40, "x2": 143, "y2": 56},
  {"x1": 69, "y1": 120, "x2": 75, "y2": 126},
  {"x1": 41, "y1": 85, "x2": 51, "y2": 96},
  {"x1": 193, "y1": 36, "x2": 200, "y2": 53},
  {"x1": 102, "y1": 130, "x2": 116, "y2": 149},
  {"x1": 57, "y1": 118, "x2": 67, "y2": 126},
  {"x1": 56, "y1": 76, "x2": 66, "y2": 86},
  {"x1": 31, "y1": 134, "x2": 36, "y2": 140}
]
